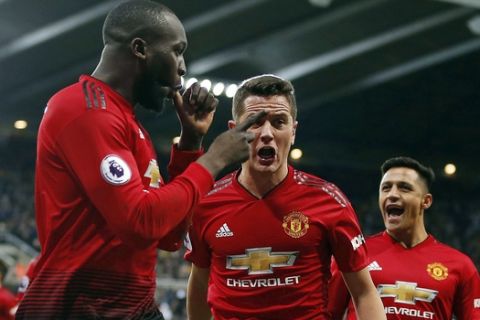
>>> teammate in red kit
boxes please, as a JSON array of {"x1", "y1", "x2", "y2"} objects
[
  {"x1": 328, "y1": 156, "x2": 480, "y2": 319},
  {"x1": 15, "y1": 1, "x2": 263, "y2": 319},
  {"x1": 185, "y1": 74, "x2": 386, "y2": 320}
]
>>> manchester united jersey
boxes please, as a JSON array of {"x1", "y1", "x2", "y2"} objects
[
  {"x1": 328, "y1": 231, "x2": 480, "y2": 320},
  {"x1": 185, "y1": 167, "x2": 368, "y2": 320},
  {"x1": 16, "y1": 75, "x2": 214, "y2": 319}
]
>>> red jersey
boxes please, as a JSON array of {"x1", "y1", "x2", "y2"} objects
[
  {"x1": 16, "y1": 75, "x2": 214, "y2": 319},
  {"x1": 328, "y1": 231, "x2": 480, "y2": 320},
  {"x1": 185, "y1": 167, "x2": 368, "y2": 320},
  {"x1": 0, "y1": 287, "x2": 16, "y2": 320}
]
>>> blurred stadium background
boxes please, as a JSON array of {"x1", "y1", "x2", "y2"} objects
[{"x1": 1, "y1": 0, "x2": 479, "y2": 318}]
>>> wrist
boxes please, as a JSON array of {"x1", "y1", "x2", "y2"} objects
[{"x1": 178, "y1": 131, "x2": 203, "y2": 151}]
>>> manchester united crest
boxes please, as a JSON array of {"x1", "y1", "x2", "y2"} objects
[
  {"x1": 427, "y1": 262, "x2": 448, "y2": 281},
  {"x1": 282, "y1": 211, "x2": 309, "y2": 238}
]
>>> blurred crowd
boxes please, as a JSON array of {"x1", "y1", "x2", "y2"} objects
[{"x1": 0, "y1": 137, "x2": 478, "y2": 319}]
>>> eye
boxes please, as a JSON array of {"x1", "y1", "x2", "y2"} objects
[
  {"x1": 272, "y1": 116, "x2": 288, "y2": 128},
  {"x1": 174, "y1": 44, "x2": 186, "y2": 56},
  {"x1": 398, "y1": 183, "x2": 413, "y2": 191}
]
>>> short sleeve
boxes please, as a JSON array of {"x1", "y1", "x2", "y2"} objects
[{"x1": 329, "y1": 205, "x2": 369, "y2": 273}]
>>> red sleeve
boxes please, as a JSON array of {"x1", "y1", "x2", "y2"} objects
[
  {"x1": 329, "y1": 204, "x2": 369, "y2": 273},
  {"x1": 327, "y1": 258, "x2": 350, "y2": 320},
  {"x1": 56, "y1": 111, "x2": 214, "y2": 248},
  {"x1": 168, "y1": 144, "x2": 204, "y2": 179},
  {"x1": 157, "y1": 145, "x2": 205, "y2": 251},
  {"x1": 453, "y1": 256, "x2": 480, "y2": 320}
]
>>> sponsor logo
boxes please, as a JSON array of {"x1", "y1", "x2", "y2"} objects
[
  {"x1": 227, "y1": 275, "x2": 300, "y2": 288},
  {"x1": 350, "y1": 234, "x2": 365, "y2": 250},
  {"x1": 367, "y1": 260, "x2": 382, "y2": 271},
  {"x1": 378, "y1": 281, "x2": 438, "y2": 305},
  {"x1": 216, "y1": 223, "x2": 234, "y2": 238},
  {"x1": 100, "y1": 155, "x2": 131, "y2": 185},
  {"x1": 282, "y1": 211, "x2": 309, "y2": 238},
  {"x1": 426, "y1": 262, "x2": 448, "y2": 280},
  {"x1": 226, "y1": 247, "x2": 298, "y2": 275},
  {"x1": 474, "y1": 298, "x2": 480, "y2": 308},
  {"x1": 384, "y1": 307, "x2": 434, "y2": 319}
]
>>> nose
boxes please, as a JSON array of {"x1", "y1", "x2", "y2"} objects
[
  {"x1": 386, "y1": 185, "x2": 400, "y2": 200},
  {"x1": 259, "y1": 121, "x2": 274, "y2": 143},
  {"x1": 179, "y1": 58, "x2": 186, "y2": 77}
]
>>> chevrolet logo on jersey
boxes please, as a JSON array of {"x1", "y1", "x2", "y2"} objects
[
  {"x1": 378, "y1": 281, "x2": 438, "y2": 305},
  {"x1": 226, "y1": 247, "x2": 298, "y2": 275}
]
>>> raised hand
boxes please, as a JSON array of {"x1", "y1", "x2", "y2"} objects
[
  {"x1": 197, "y1": 110, "x2": 268, "y2": 178},
  {"x1": 172, "y1": 82, "x2": 218, "y2": 151}
]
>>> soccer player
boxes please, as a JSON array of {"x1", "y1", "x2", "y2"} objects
[
  {"x1": 328, "y1": 156, "x2": 480, "y2": 319},
  {"x1": 15, "y1": 1, "x2": 264, "y2": 319},
  {"x1": 185, "y1": 74, "x2": 386, "y2": 320}
]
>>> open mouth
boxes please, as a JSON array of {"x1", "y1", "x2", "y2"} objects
[
  {"x1": 386, "y1": 204, "x2": 405, "y2": 216},
  {"x1": 257, "y1": 146, "x2": 276, "y2": 161}
]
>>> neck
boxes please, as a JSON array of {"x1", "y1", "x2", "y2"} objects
[
  {"x1": 91, "y1": 46, "x2": 136, "y2": 104},
  {"x1": 238, "y1": 165, "x2": 289, "y2": 198},
  {"x1": 387, "y1": 225, "x2": 428, "y2": 248}
]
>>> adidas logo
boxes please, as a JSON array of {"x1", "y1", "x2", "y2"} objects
[
  {"x1": 367, "y1": 261, "x2": 382, "y2": 271},
  {"x1": 215, "y1": 223, "x2": 234, "y2": 238}
]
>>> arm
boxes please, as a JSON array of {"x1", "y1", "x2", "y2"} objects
[
  {"x1": 328, "y1": 259, "x2": 351, "y2": 320},
  {"x1": 187, "y1": 264, "x2": 211, "y2": 320},
  {"x1": 342, "y1": 267, "x2": 386, "y2": 320},
  {"x1": 453, "y1": 258, "x2": 480, "y2": 320}
]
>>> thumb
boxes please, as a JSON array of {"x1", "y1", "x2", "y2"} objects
[{"x1": 172, "y1": 91, "x2": 183, "y2": 113}]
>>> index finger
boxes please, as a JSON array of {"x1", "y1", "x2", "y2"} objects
[{"x1": 235, "y1": 110, "x2": 268, "y2": 131}]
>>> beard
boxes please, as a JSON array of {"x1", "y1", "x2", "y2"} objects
[{"x1": 134, "y1": 75, "x2": 172, "y2": 113}]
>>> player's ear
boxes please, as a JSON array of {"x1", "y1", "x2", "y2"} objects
[
  {"x1": 228, "y1": 120, "x2": 236, "y2": 130},
  {"x1": 131, "y1": 38, "x2": 147, "y2": 59},
  {"x1": 422, "y1": 193, "x2": 433, "y2": 209}
]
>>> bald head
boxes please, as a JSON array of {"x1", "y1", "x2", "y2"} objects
[{"x1": 102, "y1": 0, "x2": 176, "y2": 45}]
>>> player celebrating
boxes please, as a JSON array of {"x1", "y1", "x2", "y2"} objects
[
  {"x1": 328, "y1": 156, "x2": 480, "y2": 319},
  {"x1": 185, "y1": 74, "x2": 386, "y2": 320},
  {"x1": 16, "y1": 1, "x2": 263, "y2": 318}
]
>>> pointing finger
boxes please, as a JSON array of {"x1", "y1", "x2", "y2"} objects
[{"x1": 235, "y1": 110, "x2": 268, "y2": 132}]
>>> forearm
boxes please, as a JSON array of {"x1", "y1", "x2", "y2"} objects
[
  {"x1": 352, "y1": 289, "x2": 386, "y2": 320},
  {"x1": 187, "y1": 270, "x2": 211, "y2": 320}
]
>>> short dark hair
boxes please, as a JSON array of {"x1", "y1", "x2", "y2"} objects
[
  {"x1": 381, "y1": 156, "x2": 435, "y2": 191},
  {"x1": 232, "y1": 74, "x2": 297, "y2": 121},
  {"x1": 102, "y1": 0, "x2": 175, "y2": 45}
]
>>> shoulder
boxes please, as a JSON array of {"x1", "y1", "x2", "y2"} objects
[
  {"x1": 364, "y1": 232, "x2": 392, "y2": 254},
  {"x1": 43, "y1": 76, "x2": 130, "y2": 136},
  {"x1": 292, "y1": 169, "x2": 350, "y2": 208},
  {"x1": 206, "y1": 172, "x2": 236, "y2": 196},
  {"x1": 366, "y1": 232, "x2": 385, "y2": 243},
  {"x1": 431, "y1": 238, "x2": 476, "y2": 264},
  {"x1": 47, "y1": 76, "x2": 125, "y2": 119}
]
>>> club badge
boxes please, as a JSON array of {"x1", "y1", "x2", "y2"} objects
[
  {"x1": 282, "y1": 211, "x2": 309, "y2": 238},
  {"x1": 427, "y1": 262, "x2": 448, "y2": 281}
]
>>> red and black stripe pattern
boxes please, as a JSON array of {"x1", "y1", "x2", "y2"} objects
[{"x1": 16, "y1": 268, "x2": 158, "y2": 319}]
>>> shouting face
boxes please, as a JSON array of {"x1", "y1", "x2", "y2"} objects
[
  {"x1": 232, "y1": 94, "x2": 297, "y2": 178},
  {"x1": 379, "y1": 167, "x2": 432, "y2": 238}
]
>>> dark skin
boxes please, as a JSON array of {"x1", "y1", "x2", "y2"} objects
[{"x1": 91, "y1": 11, "x2": 266, "y2": 177}]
